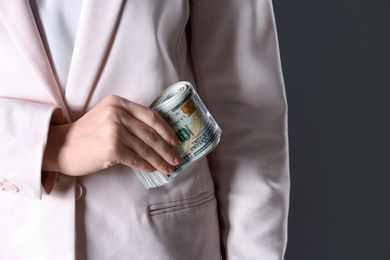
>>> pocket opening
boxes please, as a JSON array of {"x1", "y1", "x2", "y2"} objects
[{"x1": 148, "y1": 189, "x2": 215, "y2": 216}]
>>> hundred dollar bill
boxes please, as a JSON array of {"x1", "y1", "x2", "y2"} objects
[{"x1": 134, "y1": 81, "x2": 222, "y2": 189}]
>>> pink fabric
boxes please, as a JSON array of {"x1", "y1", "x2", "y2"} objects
[{"x1": 0, "y1": 0, "x2": 289, "y2": 259}]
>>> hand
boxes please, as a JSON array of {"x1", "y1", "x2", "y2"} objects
[{"x1": 42, "y1": 95, "x2": 181, "y2": 176}]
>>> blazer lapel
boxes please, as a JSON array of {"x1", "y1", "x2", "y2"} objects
[
  {"x1": 65, "y1": 0, "x2": 125, "y2": 121},
  {"x1": 0, "y1": 0, "x2": 70, "y2": 122}
]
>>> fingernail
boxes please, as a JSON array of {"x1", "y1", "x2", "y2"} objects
[
  {"x1": 167, "y1": 165, "x2": 175, "y2": 173},
  {"x1": 170, "y1": 136, "x2": 178, "y2": 146},
  {"x1": 174, "y1": 155, "x2": 181, "y2": 165}
]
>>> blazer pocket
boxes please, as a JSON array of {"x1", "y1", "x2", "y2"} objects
[{"x1": 148, "y1": 189, "x2": 215, "y2": 216}]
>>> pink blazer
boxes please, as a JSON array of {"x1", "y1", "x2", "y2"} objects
[{"x1": 0, "y1": 0, "x2": 289, "y2": 259}]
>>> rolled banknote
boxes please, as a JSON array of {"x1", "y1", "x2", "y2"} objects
[{"x1": 133, "y1": 81, "x2": 222, "y2": 189}]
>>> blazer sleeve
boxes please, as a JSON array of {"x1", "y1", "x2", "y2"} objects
[
  {"x1": 189, "y1": 0, "x2": 290, "y2": 259},
  {"x1": 0, "y1": 97, "x2": 59, "y2": 199}
]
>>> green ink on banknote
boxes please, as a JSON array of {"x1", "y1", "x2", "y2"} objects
[{"x1": 176, "y1": 128, "x2": 191, "y2": 143}]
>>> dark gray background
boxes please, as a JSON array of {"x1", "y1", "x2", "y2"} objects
[{"x1": 272, "y1": 1, "x2": 390, "y2": 259}]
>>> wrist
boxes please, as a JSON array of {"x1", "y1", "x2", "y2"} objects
[{"x1": 42, "y1": 124, "x2": 70, "y2": 172}]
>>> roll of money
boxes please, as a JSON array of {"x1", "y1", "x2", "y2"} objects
[{"x1": 133, "y1": 81, "x2": 222, "y2": 189}]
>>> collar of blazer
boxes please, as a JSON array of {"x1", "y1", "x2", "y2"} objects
[{"x1": 0, "y1": 0, "x2": 125, "y2": 122}]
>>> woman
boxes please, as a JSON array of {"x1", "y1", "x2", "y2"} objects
[{"x1": 0, "y1": 0, "x2": 289, "y2": 259}]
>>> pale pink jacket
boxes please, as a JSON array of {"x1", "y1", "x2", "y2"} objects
[{"x1": 0, "y1": 0, "x2": 289, "y2": 259}]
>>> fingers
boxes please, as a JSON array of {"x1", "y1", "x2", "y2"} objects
[
  {"x1": 116, "y1": 144, "x2": 157, "y2": 173},
  {"x1": 119, "y1": 130, "x2": 176, "y2": 174},
  {"x1": 97, "y1": 95, "x2": 181, "y2": 174},
  {"x1": 118, "y1": 97, "x2": 178, "y2": 146},
  {"x1": 121, "y1": 116, "x2": 181, "y2": 167}
]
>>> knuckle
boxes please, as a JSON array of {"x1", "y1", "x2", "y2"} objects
[
  {"x1": 104, "y1": 106, "x2": 123, "y2": 120},
  {"x1": 145, "y1": 109, "x2": 158, "y2": 125},
  {"x1": 145, "y1": 128, "x2": 157, "y2": 143},
  {"x1": 138, "y1": 144, "x2": 152, "y2": 157},
  {"x1": 106, "y1": 105, "x2": 119, "y2": 114},
  {"x1": 130, "y1": 154, "x2": 141, "y2": 168},
  {"x1": 129, "y1": 154, "x2": 154, "y2": 173},
  {"x1": 132, "y1": 120, "x2": 142, "y2": 130},
  {"x1": 103, "y1": 94, "x2": 121, "y2": 105},
  {"x1": 104, "y1": 122, "x2": 121, "y2": 138}
]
